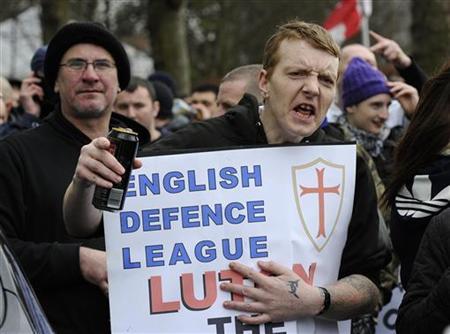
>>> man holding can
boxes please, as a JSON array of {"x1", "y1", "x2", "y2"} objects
[
  {"x1": 0, "y1": 22, "x2": 136, "y2": 333},
  {"x1": 64, "y1": 20, "x2": 389, "y2": 329}
]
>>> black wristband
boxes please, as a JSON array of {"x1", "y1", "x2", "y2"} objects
[{"x1": 317, "y1": 286, "x2": 331, "y2": 316}]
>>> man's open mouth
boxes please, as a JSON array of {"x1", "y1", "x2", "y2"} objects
[{"x1": 293, "y1": 103, "x2": 316, "y2": 117}]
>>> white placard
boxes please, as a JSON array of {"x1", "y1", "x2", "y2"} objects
[{"x1": 104, "y1": 144, "x2": 356, "y2": 334}]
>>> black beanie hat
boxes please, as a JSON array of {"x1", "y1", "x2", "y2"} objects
[
  {"x1": 44, "y1": 21, "x2": 130, "y2": 90},
  {"x1": 151, "y1": 81, "x2": 174, "y2": 119}
]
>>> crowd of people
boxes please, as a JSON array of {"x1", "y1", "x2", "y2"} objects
[{"x1": 0, "y1": 18, "x2": 448, "y2": 334}]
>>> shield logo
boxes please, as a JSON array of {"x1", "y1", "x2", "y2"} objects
[{"x1": 292, "y1": 158, "x2": 345, "y2": 252}]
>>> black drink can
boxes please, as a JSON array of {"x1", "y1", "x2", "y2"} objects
[{"x1": 92, "y1": 127, "x2": 139, "y2": 211}]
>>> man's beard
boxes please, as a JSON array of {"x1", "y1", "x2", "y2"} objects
[{"x1": 72, "y1": 105, "x2": 108, "y2": 119}]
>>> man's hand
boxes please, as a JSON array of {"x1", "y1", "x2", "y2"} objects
[
  {"x1": 370, "y1": 31, "x2": 412, "y2": 69},
  {"x1": 388, "y1": 81, "x2": 419, "y2": 118},
  {"x1": 79, "y1": 246, "x2": 108, "y2": 295},
  {"x1": 220, "y1": 261, "x2": 324, "y2": 324},
  {"x1": 73, "y1": 137, "x2": 142, "y2": 189},
  {"x1": 74, "y1": 137, "x2": 124, "y2": 189},
  {"x1": 19, "y1": 73, "x2": 43, "y2": 117},
  {"x1": 63, "y1": 138, "x2": 142, "y2": 237}
]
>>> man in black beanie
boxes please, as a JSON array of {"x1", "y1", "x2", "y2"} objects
[{"x1": 0, "y1": 21, "x2": 131, "y2": 333}]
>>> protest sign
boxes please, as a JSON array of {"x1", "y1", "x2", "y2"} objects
[{"x1": 104, "y1": 143, "x2": 356, "y2": 333}]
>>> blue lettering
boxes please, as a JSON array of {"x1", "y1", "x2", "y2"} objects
[
  {"x1": 224, "y1": 202, "x2": 245, "y2": 224},
  {"x1": 122, "y1": 247, "x2": 141, "y2": 269},
  {"x1": 162, "y1": 207, "x2": 179, "y2": 230},
  {"x1": 169, "y1": 243, "x2": 192, "y2": 265},
  {"x1": 249, "y1": 236, "x2": 268, "y2": 258},
  {"x1": 145, "y1": 245, "x2": 165, "y2": 267},
  {"x1": 187, "y1": 170, "x2": 206, "y2": 192},
  {"x1": 126, "y1": 175, "x2": 136, "y2": 197},
  {"x1": 181, "y1": 206, "x2": 201, "y2": 228},
  {"x1": 120, "y1": 211, "x2": 140, "y2": 233},
  {"x1": 163, "y1": 171, "x2": 185, "y2": 193},
  {"x1": 138, "y1": 174, "x2": 160, "y2": 195},
  {"x1": 222, "y1": 238, "x2": 243, "y2": 260},
  {"x1": 195, "y1": 240, "x2": 217, "y2": 262},
  {"x1": 241, "y1": 165, "x2": 262, "y2": 188},
  {"x1": 247, "y1": 200, "x2": 266, "y2": 223},
  {"x1": 201, "y1": 204, "x2": 223, "y2": 226},
  {"x1": 219, "y1": 167, "x2": 238, "y2": 189},
  {"x1": 142, "y1": 209, "x2": 161, "y2": 231},
  {"x1": 207, "y1": 168, "x2": 217, "y2": 190}
]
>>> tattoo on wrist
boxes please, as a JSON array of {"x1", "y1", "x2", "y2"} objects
[{"x1": 287, "y1": 280, "x2": 300, "y2": 299}]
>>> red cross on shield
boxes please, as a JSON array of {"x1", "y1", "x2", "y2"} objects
[{"x1": 292, "y1": 158, "x2": 345, "y2": 252}]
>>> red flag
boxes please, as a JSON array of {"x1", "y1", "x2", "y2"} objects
[{"x1": 323, "y1": 0, "x2": 362, "y2": 45}]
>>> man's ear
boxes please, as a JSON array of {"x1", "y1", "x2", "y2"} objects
[
  {"x1": 152, "y1": 101, "x2": 160, "y2": 118},
  {"x1": 259, "y1": 69, "x2": 269, "y2": 98},
  {"x1": 345, "y1": 105, "x2": 356, "y2": 115},
  {"x1": 5, "y1": 101, "x2": 14, "y2": 114}
]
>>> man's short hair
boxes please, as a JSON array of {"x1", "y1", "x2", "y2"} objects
[
  {"x1": 262, "y1": 20, "x2": 340, "y2": 79},
  {"x1": 191, "y1": 83, "x2": 219, "y2": 96},
  {"x1": 124, "y1": 77, "x2": 157, "y2": 101},
  {"x1": 221, "y1": 64, "x2": 263, "y2": 103},
  {"x1": 221, "y1": 64, "x2": 262, "y2": 83}
]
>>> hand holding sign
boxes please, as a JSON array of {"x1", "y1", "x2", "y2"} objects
[{"x1": 221, "y1": 261, "x2": 324, "y2": 324}]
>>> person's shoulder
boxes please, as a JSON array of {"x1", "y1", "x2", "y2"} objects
[
  {"x1": 321, "y1": 123, "x2": 346, "y2": 141},
  {"x1": 428, "y1": 208, "x2": 450, "y2": 235},
  {"x1": 0, "y1": 122, "x2": 52, "y2": 154}
]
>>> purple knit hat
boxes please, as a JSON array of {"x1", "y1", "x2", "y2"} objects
[{"x1": 342, "y1": 57, "x2": 391, "y2": 109}]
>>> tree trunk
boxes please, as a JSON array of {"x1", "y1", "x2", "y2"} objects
[
  {"x1": 148, "y1": 0, "x2": 191, "y2": 96},
  {"x1": 40, "y1": 0, "x2": 70, "y2": 43},
  {"x1": 411, "y1": 0, "x2": 449, "y2": 74}
]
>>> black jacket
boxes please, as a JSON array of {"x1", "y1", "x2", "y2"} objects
[
  {"x1": 0, "y1": 108, "x2": 109, "y2": 333},
  {"x1": 396, "y1": 57, "x2": 428, "y2": 93},
  {"x1": 396, "y1": 208, "x2": 450, "y2": 334},
  {"x1": 390, "y1": 154, "x2": 450, "y2": 288},
  {"x1": 142, "y1": 95, "x2": 389, "y2": 282}
]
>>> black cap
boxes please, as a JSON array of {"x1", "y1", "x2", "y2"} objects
[
  {"x1": 44, "y1": 21, "x2": 130, "y2": 90},
  {"x1": 151, "y1": 81, "x2": 174, "y2": 120}
]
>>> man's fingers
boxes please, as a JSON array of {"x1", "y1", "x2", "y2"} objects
[
  {"x1": 257, "y1": 260, "x2": 291, "y2": 276},
  {"x1": 220, "y1": 282, "x2": 264, "y2": 300},
  {"x1": 86, "y1": 138, "x2": 125, "y2": 175},
  {"x1": 223, "y1": 300, "x2": 266, "y2": 314},
  {"x1": 369, "y1": 30, "x2": 384, "y2": 41},
  {"x1": 133, "y1": 158, "x2": 143, "y2": 170},
  {"x1": 92, "y1": 137, "x2": 111, "y2": 150},
  {"x1": 237, "y1": 313, "x2": 271, "y2": 325},
  {"x1": 99, "y1": 281, "x2": 109, "y2": 296},
  {"x1": 229, "y1": 262, "x2": 268, "y2": 286},
  {"x1": 81, "y1": 158, "x2": 122, "y2": 185},
  {"x1": 369, "y1": 42, "x2": 386, "y2": 53}
]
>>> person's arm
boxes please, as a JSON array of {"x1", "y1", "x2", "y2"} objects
[
  {"x1": 219, "y1": 261, "x2": 379, "y2": 324},
  {"x1": 396, "y1": 212, "x2": 450, "y2": 334},
  {"x1": 63, "y1": 137, "x2": 127, "y2": 237},
  {"x1": 370, "y1": 31, "x2": 411, "y2": 69},
  {"x1": 370, "y1": 31, "x2": 427, "y2": 92},
  {"x1": 0, "y1": 140, "x2": 80, "y2": 288},
  {"x1": 369, "y1": 31, "x2": 427, "y2": 92}
]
